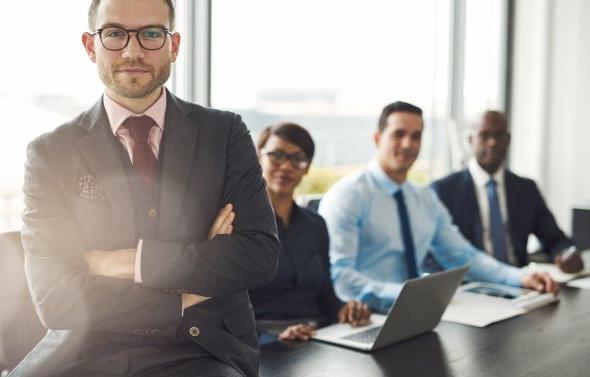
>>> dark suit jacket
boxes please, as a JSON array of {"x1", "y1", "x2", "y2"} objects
[
  {"x1": 19, "y1": 90, "x2": 280, "y2": 376},
  {"x1": 432, "y1": 169, "x2": 574, "y2": 267}
]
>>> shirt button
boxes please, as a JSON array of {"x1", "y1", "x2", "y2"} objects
[
  {"x1": 148, "y1": 208, "x2": 158, "y2": 218},
  {"x1": 151, "y1": 329, "x2": 160, "y2": 336},
  {"x1": 189, "y1": 326, "x2": 200, "y2": 337}
]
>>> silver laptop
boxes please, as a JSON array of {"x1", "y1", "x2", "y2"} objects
[{"x1": 312, "y1": 266, "x2": 468, "y2": 351}]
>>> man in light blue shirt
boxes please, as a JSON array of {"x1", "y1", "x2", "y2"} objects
[{"x1": 319, "y1": 101, "x2": 557, "y2": 313}]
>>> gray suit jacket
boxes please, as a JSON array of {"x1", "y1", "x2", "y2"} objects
[{"x1": 18, "y1": 90, "x2": 280, "y2": 376}]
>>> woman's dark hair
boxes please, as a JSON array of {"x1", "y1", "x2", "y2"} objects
[{"x1": 257, "y1": 122, "x2": 315, "y2": 161}]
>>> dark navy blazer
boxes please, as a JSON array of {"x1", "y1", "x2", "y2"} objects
[{"x1": 432, "y1": 169, "x2": 574, "y2": 267}]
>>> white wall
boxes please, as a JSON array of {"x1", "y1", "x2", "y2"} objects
[{"x1": 510, "y1": 0, "x2": 590, "y2": 233}]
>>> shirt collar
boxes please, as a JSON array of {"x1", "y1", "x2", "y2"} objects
[
  {"x1": 103, "y1": 87, "x2": 167, "y2": 136},
  {"x1": 275, "y1": 201, "x2": 301, "y2": 228},
  {"x1": 367, "y1": 159, "x2": 406, "y2": 196},
  {"x1": 468, "y1": 158, "x2": 505, "y2": 187}
]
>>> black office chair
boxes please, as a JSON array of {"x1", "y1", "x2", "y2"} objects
[
  {"x1": 0, "y1": 231, "x2": 45, "y2": 372},
  {"x1": 297, "y1": 194, "x2": 323, "y2": 213}
]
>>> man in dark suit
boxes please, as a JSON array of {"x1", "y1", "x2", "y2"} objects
[
  {"x1": 10, "y1": 0, "x2": 279, "y2": 376},
  {"x1": 433, "y1": 110, "x2": 583, "y2": 273}
]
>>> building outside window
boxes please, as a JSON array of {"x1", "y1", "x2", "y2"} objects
[{"x1": 210, "y1": 0, "x2": 507, "y2": 195}]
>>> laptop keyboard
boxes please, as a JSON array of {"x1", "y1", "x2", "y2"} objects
[{"x1": 341, "y1": 326, "x2": 382, "y2": 344}]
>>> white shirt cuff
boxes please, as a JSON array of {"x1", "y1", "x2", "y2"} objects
[{"x1": 134, "y1": 239, "x2": 143, "y2": 283}]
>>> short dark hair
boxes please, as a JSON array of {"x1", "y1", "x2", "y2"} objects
[
  {"x1": 256, "y1": 122, "x2": 315, "y2": 161},
  {"x1": 482, "y1": 110, "x2": 508, "y2": 128},
  {"x1": 378, "y1": 101, "x2": 423, "y2": 132},
  {"x1": 88, "y1": 0, "x2": 176, "y2": 31}
]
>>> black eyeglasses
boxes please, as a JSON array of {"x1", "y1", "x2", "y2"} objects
[
  {"x1": 92, "y1": 26, "x2": 172, "y2": 51},
  {"x1": 261, "y1": 149, "x2": 310, "y2": 170}
]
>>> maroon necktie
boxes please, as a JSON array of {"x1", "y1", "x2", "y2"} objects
[{"x1": 123, "y1": 116, "x2": 156, "y2": 189}]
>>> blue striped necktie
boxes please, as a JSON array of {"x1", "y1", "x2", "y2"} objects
[
  {"x1": 393, "y1": 189, "x2": 419, "y2": 279},
  {"x1": 486, "y1": 179, "x2": 508, "y2": 263}
]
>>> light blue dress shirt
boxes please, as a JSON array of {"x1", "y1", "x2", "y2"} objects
[{"x1": 318, "y1": 160, "x2": 524, "y2": 313}]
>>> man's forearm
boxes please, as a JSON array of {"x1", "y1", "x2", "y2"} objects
[
  {"x1": 139, "y1": 232, "x2": 278, "y2": 296},
  {"x1": 86, "y1": 248, "x2": 136, "y2": 280},
  {"x1": 85, "y1": 248, "x2": 211, "y2": 312}
]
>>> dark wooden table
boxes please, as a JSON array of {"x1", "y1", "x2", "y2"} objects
[{"x1": 260, "y1": 287, "x2": 590, "y2": 377}]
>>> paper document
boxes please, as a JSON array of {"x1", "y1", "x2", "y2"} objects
[
  {"x1": 442, "y1": 295, "x2": 524, "y2": 327},
  {"x1": 567, "y1": 277, "x2": 590, "y2": 289},
  {"x1": 523, "y1": 249, "x2": 590, "y2": 283},
  {"x1": 441, "y1": 282, "x2": 558, "y2": 327}
]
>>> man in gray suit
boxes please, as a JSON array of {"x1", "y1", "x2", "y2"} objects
[{"x1": 10, "y1": 0, "x2": 279, "y2": 376}]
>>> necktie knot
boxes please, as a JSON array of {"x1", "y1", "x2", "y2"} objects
[
  {"x1": 124, "y1": 116, "x2": 154, "y2": 144},
  {"x1": 486, "y1": 178, "x2": 497, "y2": 189}
]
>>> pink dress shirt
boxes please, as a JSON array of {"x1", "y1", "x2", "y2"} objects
[{"x1": 103, "y1": 88, "x2": 167, "y2": 284}]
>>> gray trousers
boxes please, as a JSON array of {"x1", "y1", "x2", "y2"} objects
[{"x1": 8, "y1": 330, "x2": 243, "y2": 377}]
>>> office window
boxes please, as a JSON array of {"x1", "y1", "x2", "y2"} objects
[
  {"x1": 463, "y1": 0, "x2": 507, "y2": 119},
  {"x1": 212, "y1": 0, "x2": 451, "y2": 184},
  {"x1": 0, "y1": 1, "x2": 509, "y2": 229},
  {"x1": 0, "y1": 2, "x2": 102, "y2": 231},
  {"x1": 211, "y1": 0, "x2": 508, "y2": 192}
]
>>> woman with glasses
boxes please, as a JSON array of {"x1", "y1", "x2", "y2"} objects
[{"x1": 250, "y1": 122, "x2": 371, "y2": 344}]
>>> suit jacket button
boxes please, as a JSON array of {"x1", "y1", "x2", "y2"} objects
[
  {"x1": 151, "y1": 329, "x2": 160, "y2": 335},
  {"x1": 148, "y1": 208, "x2": 158, "y2": 218},
  {"x1": 189, "y1": 326, "x2": 200, "y2": 337},
  {"x1": 132, "y1": 329, "x2": 142, "y2": 335}
]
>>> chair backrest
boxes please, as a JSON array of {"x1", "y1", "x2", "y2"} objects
[
  {"x1": 0, "y1": 231, "x2": 29, "y2": 300},
  {"x1": 0, "y1": 231, "x2": 46, "y2": 369},
  {"x1": 296, "y1": 193, "x2": 323, "y2": 213}
]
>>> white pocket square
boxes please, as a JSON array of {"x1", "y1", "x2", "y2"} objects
[{"x1": 78, "y1": 175, "x2": 105, "y2": 201}]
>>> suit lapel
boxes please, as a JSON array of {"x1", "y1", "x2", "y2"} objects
[
  {"x1": 464, "y1": 170, "x2": 484, "y2": 249},
  {"x1": 158, "y1": 91, "x2": 200, "y2": 238},
  {"x1": 76, "y1": 97, "x2": 136, "y2": 242},
  {"x1": 504, "y1": 170, "x2": 518, "y2": 249}
]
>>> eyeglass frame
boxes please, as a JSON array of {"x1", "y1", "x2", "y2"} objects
[
  {"x1": 91, "y1": 25, "x2": 173, "y2": 51},
  {"x1": 260, "y1": 149, "x2": 311, "y2": 170}
]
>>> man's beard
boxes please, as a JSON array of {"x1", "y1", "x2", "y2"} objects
[{"x1": 98, "y1": 59, "x2": 170, "y2": 99}]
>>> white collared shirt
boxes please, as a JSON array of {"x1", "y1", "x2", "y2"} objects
[
  {"x1": 468, "y1": 158, "x2": 517, "y2": 265},
  {"x1": 103, "y1": 88, "x2": 167, "y2": 162}
]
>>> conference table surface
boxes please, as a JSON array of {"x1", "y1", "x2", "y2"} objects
[{"x1": 260, "y1": 286, "x2": 590, "y2": 377}]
